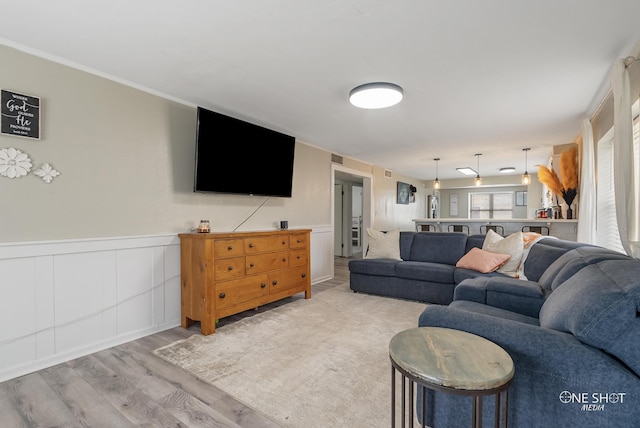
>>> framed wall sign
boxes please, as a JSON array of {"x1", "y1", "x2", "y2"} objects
[
  {"x1": 397, "y1": 182, "x2": 410, "y2": 204},
  {"x1": 1, "y1": 89, "x2": 41, "y2": 140}
]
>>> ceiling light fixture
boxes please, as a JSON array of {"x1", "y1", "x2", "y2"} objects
[
  {"x1": 456, "y1": 167, "x2": 477, "y2": 176},
  {"x1": 349, "y1": 82, "x2": 403, "y2": 109},
  {"x1": 474, "y1": 154, "x2": 482, "y2": 186},
  {"x1": 433, "y1": 158, "x2": 441, "y2": 190},
  {"x1": 500, "y1": 167, "x2": 516, "y2": 173},
  {"x1": 522, "y1": 148, "x2": 531, "y2": 185}
]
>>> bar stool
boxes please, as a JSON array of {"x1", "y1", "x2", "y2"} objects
[
  {"x1": 417, "y1": 224, "x2": 436, "y2": 232},
  {"x1": 448, "y1": 224, "x2": 470, "y2": 234},
  {"x1": 522, "y1": 225, "x2": 550, "y2": 235},
  {"x1": 480, "y1": 225, "x2": 504, "y2": 236}
]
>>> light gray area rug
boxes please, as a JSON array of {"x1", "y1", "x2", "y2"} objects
[{"x1": 154, "y1": 283, "x2": 426, "y2": 427}]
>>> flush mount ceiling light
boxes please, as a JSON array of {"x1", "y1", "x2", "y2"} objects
[
  {"x1": 349, "y1": 82, "x2": 403, "y2": 109},
  {"x1": 500, "y1": 167, "x2": 516, "y2": 173},
  {"x1": 456, "y1": 167, "x2": 477, "y2": 176}
]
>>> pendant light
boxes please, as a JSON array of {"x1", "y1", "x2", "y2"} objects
[
  {"x1": 522, "y1": 148, "x2": 531, "y2": 185},
  {"x1": 474, "y1": 154, "x2": 482, "y2": 186},
  {"x1": 433, "y1": 158, "x2": 441, "y2": 190}
]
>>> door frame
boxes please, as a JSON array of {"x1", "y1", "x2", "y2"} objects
[{"x1": 331, "y1": 164, "x2": 373, "y2": 264}]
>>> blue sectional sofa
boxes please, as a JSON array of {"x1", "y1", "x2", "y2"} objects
[
  {"x1": 418, "y1": 243, "x2": 640, "y2": 427},
  {"x1": 348, "y1": 231, "x2": 581, "y2": 305},
  {"x1": 349, "y1": 231, "x2": 640, "y2": 427}
]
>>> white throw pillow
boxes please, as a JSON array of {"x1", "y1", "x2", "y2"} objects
[
  {"x1": 482, "y1": 230, "x2": 524, "y2": 277},
  {"x1": 365, "y1": 228, "x2": 401, "y2": 260}
]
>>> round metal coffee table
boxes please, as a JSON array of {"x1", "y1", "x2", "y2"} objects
[{"x1": 389, "y1": 327, "x2": 514, "y2": 428}]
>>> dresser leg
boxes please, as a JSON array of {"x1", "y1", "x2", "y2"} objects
[
  {"x1": 181, "y1": 316, "x2": 194, "y2": 329},
  {"x1": 200, "y1": 319, "x2": 216, "y2": 336}
]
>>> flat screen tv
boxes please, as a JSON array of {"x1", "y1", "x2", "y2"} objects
[{"x1": 194, "y1": 107, "x2": 296, "y2": 197}]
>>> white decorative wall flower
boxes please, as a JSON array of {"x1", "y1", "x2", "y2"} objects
[
  {"x1": 34, "y1": 163, "x2": 61, "y2": 183},
  {"x1": 0, "y1": 147, "x2": 32, "y2": 178}
]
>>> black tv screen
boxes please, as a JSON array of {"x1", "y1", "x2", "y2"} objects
[{"x1": 194, "y1": 107, "x2": 296, "y2": 197}]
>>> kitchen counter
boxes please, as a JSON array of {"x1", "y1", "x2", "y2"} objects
[{"x1": 413, "y1": 218, "x2": 578, "y2": 241}]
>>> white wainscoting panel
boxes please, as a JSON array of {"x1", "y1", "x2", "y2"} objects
[
  {"x1": 0, "y1": 234, "x2": 180, "y2": 382},
  {"x1": 0, "y1": 228, "x2": 334, "y2": 382},
  {"x1": 310, "y1": 225, "x2": 334, "y2": 284}
]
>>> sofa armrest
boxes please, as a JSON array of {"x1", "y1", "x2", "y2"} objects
[
  {"x1": 454, "y1": 277, "x2": 545, "y2": 318},
  {"x1": 418, "y1": 305, "x2": 635, "y2": 381},
  {"x1": 417, "y1": 305, "x2": 640, "y2": 427}
]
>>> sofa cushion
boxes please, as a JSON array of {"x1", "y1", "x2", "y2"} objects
[
  {"x1": 537, "y1": 249, "x2": 587, "y2": 291},
  {"x1": 453, "y1": 267, "x2": 507, "y2": 283},
  {"x1": 482, "y1": 230, "x2": 524, "y2": 277},
  {"x1": 538, "y1": 246, "x2": 631, "y2": 291},
  {"x1": 455, "y1": 276, "x2": 546, "y2": 318},
  {"x1": 448, "y1": 300, "x2": 540, "y2": 326},
  {"x1": 365, "y1": 228, "x2": 401, "y2": 259},
  {"x1": 395, "y1": 261, "x2": 456, "y2": 284},
  {"x1": 465, "y1": 234, "x2": 486, "y2": 253},
  {"x1": 399, "y1": 231, "x2": 416, "y2": 260},
  {"x1": 539, "y1": 259, "x2": 640, "y2": 372},
  {"x1": 522, "y1": 242, "x2": 570, "y2": 282},
  {"x1": 348, "y1": 258, "x2": 399, "y2": 277},
  {"x1": 455, "y1": 247, "x2": 510, "y2": 273},
  {"x1": 408, "y1": 232, "x2": 467, "y2": 265}
]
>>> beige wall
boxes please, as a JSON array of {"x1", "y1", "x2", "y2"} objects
[
  {"x1": 0, "y1": 44, "x2": 334, "y2": 243},
  {"x1": 1, "y1": 44, "x2": 429, "y2": 243},
  {"x1": 426, "y1": 174, "x2": 543, "y2": 219},
  {"x1": 371, "y1": 166, "x2": 427, "y2": 231}
]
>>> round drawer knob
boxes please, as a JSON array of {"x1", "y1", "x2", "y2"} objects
[
  {"x1": 261, "y1": 283, "x2": 266, "y2": 288},
  {"x1": 227, "y1": 266, "x2": 233, "y2": 271},
  {"x1": 282, "y1": 241, "x2": 286, "y2": 245},
  {"x1": 227, "y1": 245, "x2": 233, "y2": 251},
  {"x1": 249, "y1": 243, "x2": 254, "y2": 248},
  {"x1": 282, "y1": 258, "x2": 287, "y2": 262},
  {"x1": 301, "y1": 273, "x2": 306, "y2": 278},
  {"x1": 297, "y1": 255, "x2": 301, "y2": 260},
  {"x1": 272, "y1": 280, "x2": 278, "y2": 285},
  {"x1": 250, "y1": 263, "x2": 255, "y2": 268},
  {"x1": 219, "y1": 292, "x2": 226, "y2": 299}
]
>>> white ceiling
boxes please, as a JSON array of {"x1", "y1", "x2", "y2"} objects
[{"x1": 2, "y1": 1, "x2": 640, "y2": 180}]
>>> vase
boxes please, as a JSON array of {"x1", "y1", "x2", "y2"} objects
[{"x1": 566, "y1": 206, "x2": 573, "y2": 220}]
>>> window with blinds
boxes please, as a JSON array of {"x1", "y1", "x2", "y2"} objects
[
  {"x1": 595, "y1": 100, "x2": 640, "y2": 254},
  {"x1": 469, "y1": 192, "x2": 513, "y2": 219}
]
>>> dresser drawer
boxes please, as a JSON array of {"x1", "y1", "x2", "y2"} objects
[
  {"x1": 214, "y1": 239, "x2": 245, "y2": 258},
  {"x1": 289, "y1": 233, "x2": 308, "y2": 249},
  {"x1": 269, "y1": 266, "x2": 309, "y2": 293},
  {"x1": 245, "y1": 235, "x2": 290, "y2": 253},
  {"x1": 214, "y1": 257, "x2": 245, "y2": 281},
  {"x1": 246, "y1": 250, "x2": 289, "y2": 274},
  {"x1": 290, "y1": 249, "x2": 308, "y2": 267},
  {"x1": 215, "y1": 274, "x2": 269, "y2": 310}
]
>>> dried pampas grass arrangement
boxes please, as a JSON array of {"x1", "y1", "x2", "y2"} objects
[
  {"x1": 537, "y1": 165, "x2": 563, "y2": 196},
  {"x1": 536, "y1": 146, "x2": 578, "y2": 207},
  {"x1": 560, "y1": 146, "x2": 579, "y2": 190}
]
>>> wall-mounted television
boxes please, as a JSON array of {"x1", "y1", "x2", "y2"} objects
[{"x1": 194, "y1": 107, "x2": 296, "y2": 197}]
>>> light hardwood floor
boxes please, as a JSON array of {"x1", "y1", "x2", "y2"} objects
[{"x1": 0, "y1": 257, "x2": 354, "y2": 428}]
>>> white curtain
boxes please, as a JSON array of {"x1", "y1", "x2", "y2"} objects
[
  {"x1": 577, "y1": 119, "x2": 596, "y2": 244},
  {"x1": 610, "y1": 59, "x2": 638, "y2": 257}
]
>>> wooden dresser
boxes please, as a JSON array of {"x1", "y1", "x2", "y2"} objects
[{"x1": 179, "y1": 229, "x2": 311, "y2": 335}]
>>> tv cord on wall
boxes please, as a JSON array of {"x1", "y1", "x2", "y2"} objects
[{"x1": 232, "y1": 197, "x2": 271, "y2": 232}]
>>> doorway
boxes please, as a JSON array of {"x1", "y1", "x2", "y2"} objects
[{"x1": 332, "y1": 166, "x2": 373, "y2": 259}]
